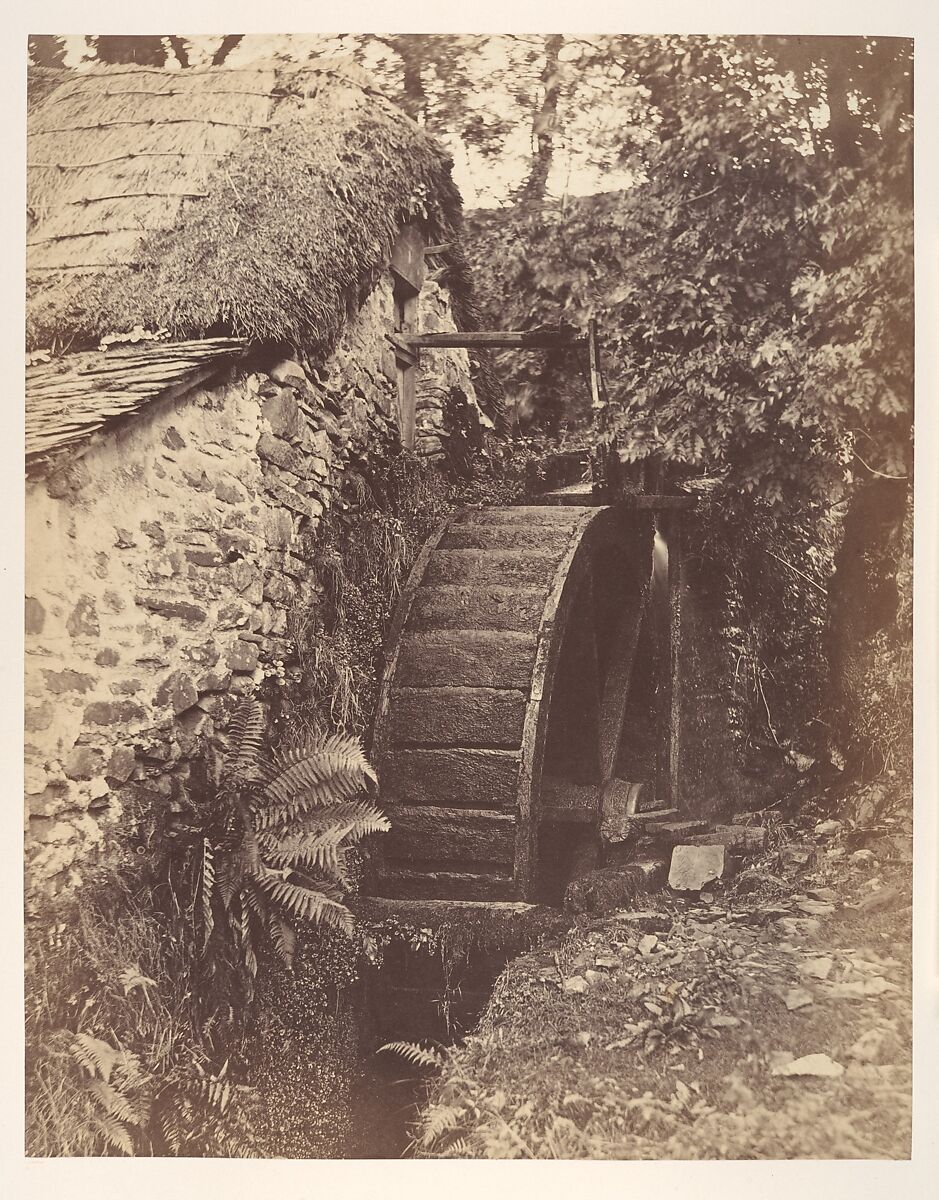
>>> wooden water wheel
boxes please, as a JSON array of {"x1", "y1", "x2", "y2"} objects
[{"x1": 370, "y1": 502, "x2": 681, "y2": 903}]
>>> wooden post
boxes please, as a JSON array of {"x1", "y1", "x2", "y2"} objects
[
  {"x1": 660, "y1": 510, "x2": 684, "y2": 810},
  {"x1": 587, "y1": 319, "x2": 603, "y2": 412},
  {"x1": 390, "y1": 225, "x2": 425, "y2": 452}
]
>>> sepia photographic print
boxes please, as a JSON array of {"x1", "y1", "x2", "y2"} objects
[{"x1": 19, "y1": 15, "x2": 929, "y2": 1178}]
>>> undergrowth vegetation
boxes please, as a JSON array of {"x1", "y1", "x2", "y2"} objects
[
  {"x1": 26, "y1": 700, "x2": 382, "y2": 1157},
  {"x1": 25, "y1": 874, "x2": 264, "y2": 1156}
]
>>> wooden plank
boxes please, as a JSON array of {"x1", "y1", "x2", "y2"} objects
[
  {"x1": 409, "y1": 585, "x2": 546, "y2": 632},
  {"x1": 380, "y1": 748, "x2": 522, "y2": 809},
  {"x1": 397, "y1": 359, "x2": 416, "y2": 450},
  {"x1": 540, "y1": 483, "x2": 599, "y2": 505},
  {"x1": 541, "y1": 806, "x2": 597, "y2": 825},
  {"x1": 452, "y1": 506, "x2": 588, "y2": 526},
  {"x1": 396, "y1": 629, "x2": 537, "y2": 688},
  {"x1": 353, "y1": 898, "x2": 541, "y2": 919},
  {"x1": 439, "y1": 523, "x2": 573, "y2": 553},
  {"x1": 598, "y1": 584, "x2": 649, "y2": 779},
  {"x1": 407, "y1": 330, "x2": 583, "y2": 349},
  {"x1": 636, "y1": 819, "x2": 709, "y2": 844},
  {"x1": 588, "y1": 318, "x2": 603, "y2": 411},
  {"x1": 663, "y1": 512, "x2": 684, "y2": 811},
  {"x1": 387, "y1": 687, "x2": 527, "y2": 747},
  {"x1": 390, "y1": 224, "x2": 425, "y2": 292},
  {"x1": 425, "y1": 549, "x2": 559, "y2": 586},
  {"x1": 382, "y1": 807, "x2": 516, "y2": 866},
  {"x1": 515, "y1": 510, "x2": 597, "y2": 897},
  {"x1": 373, "y1": 868, "x2": 516, "y2": 902}
]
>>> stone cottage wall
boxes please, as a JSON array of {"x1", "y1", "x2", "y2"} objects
[{"x1": 24, "y1": 269, "x2": 483, "y2": 905}]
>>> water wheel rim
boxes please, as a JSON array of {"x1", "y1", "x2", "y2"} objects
[{"x1": 370, "y1": 504, "x2": 653, "y2": 902}]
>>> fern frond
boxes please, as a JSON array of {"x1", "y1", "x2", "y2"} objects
[
  {"x1": 92, "y1": 1112, "x2": 135, "y2": 1156},
  {"x1": 234, "y1": 899, "x2": 258, "y2": 979},
  {"x1": 216, "y1": 858, "x2": 236, "y2": 910},
  {"x1": 255, "y1": 872, "x2": 354, "y2": 934},
  {"x1": 225, "y1": 698, "x2": 266, "y2": 782},
  {"x1": 157, "y1": 1098, "x2": 182, "y2": 1155},
  {"x1": 253, "y1": 786, "x2": 346, "y2": 829},
  {"x1": 111, "y1": 1048, "x2": 144, "y2": 1091},
  {"x1": 268, "y1": 912, "x2": 297, "y2": 970},
  {"x1": 379, "y1": 1041, "x2": 447, "y2": 1070},
  {"x1": 262, "y1": 735, "x2": 376, "y2": 809},
  {"x1": 71, "y1": 1033, "x2": 118, "y2": 1083},
  {"x1": 86, "y1": 1077, "x2": 142, "y2": 1126},
  {"x1": 422, "y1": 1103, "x2": 464, "y2": 1148},
  {"x1": 201, "y1": 838, "x2": 215, "y2": 949},
  {"x1": 439, "y1": 1135, "x2": 469, "y2": 1158},
  {"x1": 259, "y1": 800, "x2": 389, "y2": 843},
  {"x1": 262, "y1": 826, "x2": 349, "y2": 874},
  {"x1": 287, "y1": 870, "x2": 347, "y2": 903}
]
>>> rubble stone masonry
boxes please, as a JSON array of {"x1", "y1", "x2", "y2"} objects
[{"x1": 24, "y1": 272, "x2": 482, "y2": 904}]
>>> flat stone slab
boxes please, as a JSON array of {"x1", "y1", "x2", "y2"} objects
[{"x1": 668, "y1": 844, "x2": 727, "y2": 892}]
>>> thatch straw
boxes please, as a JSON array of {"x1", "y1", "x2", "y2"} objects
[
  {"x1": 25, "y1": 64, "x2": 446, "y2": 340},
  {"x1": 26, "y1": 60, "x2": 501, "y2": 416}
]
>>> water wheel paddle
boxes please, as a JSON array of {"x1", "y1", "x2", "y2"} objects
[{"x1": 371, "y1": 504, "x2": 664, "y2": 902}]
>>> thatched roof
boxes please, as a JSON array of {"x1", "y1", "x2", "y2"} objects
[{"x1": 26, "y1": 59, "x2": 466, "y2": 354}]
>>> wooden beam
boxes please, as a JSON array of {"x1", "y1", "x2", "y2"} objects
[
  {"x1": 598, "y1": 583, "x2": 649, "y2": 779},
  {"x1": 539, "y1": 487, "x2": 697, "y2": 511},
  {"x1": 618, "y1": 494, "x2": 697, "y2": 511},
  {"x1": 405, "y1": 330, "x2": 585, "y2": 350},
  {"x1": 385, "y1": 332, "x2": 418, "y2": 366}
]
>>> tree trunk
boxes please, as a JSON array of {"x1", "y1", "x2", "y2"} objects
[
  {"x1": 826, "y1": 477, "x2": 910, "y2": 775},
  {"x1": 821, "y1": 40, "x2": 862, "y2": 167},
  {"x1": 167, "y1": 36, "x2": 191, "y2": 69},
  {"x1": 518, "y1": 35, "x2": 565, "y2": 203},
  {"x1": 212, "y1": 35, "x2": 244, "y2": 67}
]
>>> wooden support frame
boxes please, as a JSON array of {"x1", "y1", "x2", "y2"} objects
[{"x1": 655, "y1": 509, "x2": 684, "y2": 811}]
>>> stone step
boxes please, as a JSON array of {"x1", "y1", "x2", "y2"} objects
[{"x1": 682, "y1": 824, "x2": 767, "y2": 854}]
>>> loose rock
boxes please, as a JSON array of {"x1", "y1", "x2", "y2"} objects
[
  {"x1": 669, "y1": 844, "x2": 727, "y2": 892},
  {"x1": 772, "y1": 1053, "x2": 844, "y2": 1078},
  {"x1": 797, "y1": 956, "x2": 834, "y2": 980}
]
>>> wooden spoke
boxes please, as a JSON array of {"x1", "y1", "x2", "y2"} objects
[{"x1": 597, "y1": 578, "x2": 650, "y2": 783}]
